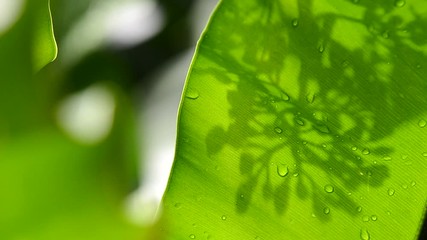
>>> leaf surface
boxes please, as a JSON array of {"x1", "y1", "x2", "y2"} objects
[{"x1": 162, "y1": 0, "x2": 427, "y2": 239}]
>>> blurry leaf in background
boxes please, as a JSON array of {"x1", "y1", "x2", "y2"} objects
[
  {"x1": 0, "y1": 0, "x2": 146, "y2": 239},
  {"x1": 160, "y1": 0, "x2": 427, "y2": 239}
]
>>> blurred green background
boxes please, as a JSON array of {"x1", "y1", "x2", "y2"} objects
[{"x1": 0, "y1": 0, "x2": 216, "y2": 239}]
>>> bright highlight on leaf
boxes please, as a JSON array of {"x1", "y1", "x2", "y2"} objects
[{"x1": 160, "y1": 0, "x2": 427, "y2": 239}]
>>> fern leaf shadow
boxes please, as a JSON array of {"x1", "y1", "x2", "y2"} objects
[{"x1": 203, "y1": 0, "x2": 427, "y2": 220}]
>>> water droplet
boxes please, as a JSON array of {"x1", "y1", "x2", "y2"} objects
[
  {"x1": 302, "y1": 141, "x2": 308, "y2": 145},
  {"x1": 240, "y1": 194, "x2": 244, "y2": 198},
  {"x1": 353, "y1": 0, "x2": 360, "y2": 3},
  {"x1": 366, "y1": 170, "x2": 372, "y2": 176},
  {"x1": 323, "y1": 207, "x2": 330, "y2": 215},
  {"x1": 388, "y1": 188, "x2": 395, "y2": 196},
  {"x1": 292, "y1": 18, "x2": 299, "y2": 27},
  {"x1": 314, "y1": 123, "x2": 330, "y2": 134},
  {"x1": 342, "y1": 60, "x2": 350, "y2": 67},
  {"x1": 311, "y1": 213, "x2": 316, "y2": 218},
  {"x1": 362, "y1": 148, "x2": 370, "y2": 155},
  {"x1": 383, "y1": 155, "x2": 392, "y2": 161},
  {"x1": 277, "y1": 164, "x2": 289, "y2": 177},
  {"x1": 324, "y1": 184, "x2": 334, "y2": 193},
  {"x1": 293, "y1": 172, "x2": 299, "y2": 177},
  {"x1": 281, "y1": 92, "x2": 290, "y2": 101},
  {"x1": 357, "y1": 206, "x2": 363, "y2": 212},
  {"x1": 274, "y1": 127, "x2": 283, "y2": 134},
  {"x1": 189, "y1": 234, "x2": 196, "y2": 239},
  {"x1": 402, "y1": 184, "x2": 408, "y2": 189},
  {"x1": 371, "y1": 215, "x2": 377, "y2": 221},
  {"x1": 174, "y1": 203, "x2": 182, "y2": 209},
  {"x1": 423, "y1": 152, "x2": 427, "y2": 157},
  {"x1": 186, "y1": 89, "x2": 199, "y2": 100},
  {"x1": 394, "y1": 0, "x2": 406, "y2": 7},
  {"x1": 295, "y1": 118, "x2": 305, "y2": 126},
  {"x1": 418, "y1": 119, "x2": 427, "y2": 128},
  {"x1": 362, "y1": 215, "x2": 370, "y2": 222},
  {"x1": 416, "y1": 64, "x2": 421, "y2": 69},
  {"x1": 318, "y1": 44, "x2": 325, "y2": 53},
  {"x1": 347, "y1": 192, "x2": 352, "y2": 196},
  {"x1": 351, "y1": 146, "x2": 358, "y2": 151},
  {"x1": 360, "y1": 228, "x2": 370, "y2": 240},
  {"x1": 306, "y1": 93, "x2": 316, "y2": 103},
  {"x1": 382, "y1": 31, "x2": 390, "y2": 39},
  {"x1": 401, "y1": 154, "x2": 408, "y2": 160},
  {"x1": 322, "y1": 144, "x2": 327, "y2": 148},
  {"x1": 221, "y1": 215, "x2": 227, "y2": 220},
  {"x1": 387, "y1": 211, "x2": 391, "y2": 215},
  {"x1": 411, "y1": 181, "x2": 416, "y2": 186}
]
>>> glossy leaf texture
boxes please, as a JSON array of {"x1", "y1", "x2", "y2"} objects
[{"x1": 161, "y1": 0, "x2": 427, "y2": 239}]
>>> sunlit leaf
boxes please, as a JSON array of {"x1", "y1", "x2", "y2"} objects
[{"x1": 161, "y1": 0, "x2": 427, "y2": 239}]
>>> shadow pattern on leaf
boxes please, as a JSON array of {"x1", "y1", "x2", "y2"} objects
[{"x1": 203, "y1": 0, "x2": 427, "y2": 220}]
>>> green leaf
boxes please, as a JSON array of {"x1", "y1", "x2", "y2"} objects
[
  {"x1": 0, "y1": 0, "x2": 57, "y2": 133},
  {"x1": 32, "y1": 0, "x2": 58, "y2": 72},
  {"x1": 161, "y1": 0, "x2": 427, "y2": 239}
]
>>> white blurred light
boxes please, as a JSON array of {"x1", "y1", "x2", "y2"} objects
[
  {"x1": 57, "y1": 84, "x2": 116, "y2": 145},
  {"x1": 0, "y1": 0, "x2": 24, "y2": 35},
  {"x1": 126, "y1": 0, "x2": 219, "y2": 226},
  {"x1": 104, "y1": 1, "x2": 164, "y2": 47},
  {"x1": 61, "y1": 0, "x2": 164, "y2": 66}
]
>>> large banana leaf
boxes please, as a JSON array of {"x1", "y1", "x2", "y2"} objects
[{"x1": 161, "y1": 0, "x2": 427, "y2": 239}]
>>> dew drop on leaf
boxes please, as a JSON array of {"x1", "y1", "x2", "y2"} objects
[
  {"x1": 402, "y1": 184, "x2": 408, "y2": 189},
  {"x1": 383, "y1": 155, "x2": 392, "y2": 161},
  {"x1": 323, "y1": 207, "x2": 330, "y2": 215},
  {"x1": 342, "y1": 60, "x2": 350, "y2": 67},
  {"x1": 394, "y1": 0, "x2": 406, "y2": 7},
  {"x1": 382, "y1": 31, "x2": 390, "y2": 39},
  {"x1": 291, "y1": 18, "x2": 299, "y2": 27},
  {"x1": 281, "y1": 92, "x2": 290, "y2": 101},
  {"x1": 295, "y1": 118, "x2": 305, "y2": 126},
  {"x1": 189, "y1": 234, "x2": 196, "y2": 239},
  {"x1": 306, "y1": 93, "x2": 315, "y2": 103},
  {"x1": 423, "y1": 152, "x2": 427, "y2": 157},
  {"x1": 371, "y1": 215, "x2": 377, "y2": 221},
  {"x1": 274, "y1": 127, "x2": 283, "y2": 134},
  {"x1": 360, "y1": 228, "x2": 370, "y2": 240},
  {"x1": 314, "y1": 123, "x2": 330, "y2": 134},
  {"x1": 411, "y1": 181, "x2": 416, "y2": 186},
  {"x1": 356, "y1": 206, "x2": 362, "y2": 212},
  {"x1": 186, "y1": 89, "x2": 199, "y2": 100},
  {"x1": 276, "y1": 164, "x2": 289, "y2": 177},
  {"x1": 293, "y1": 172, "x2": 299, "y2": 177},
  {"x1": 351, "y1": 146, "x2": 358, "y2": 151},
  {"x1": 318, "y1": 44, "x2": 325, "y2": 53},
  {"x1": 221, "y1": 215, "x2": 227, "y2": 220},
  {"x1": 418, "y1": 119, "x2": 427, "y2": 128},
  {"x1": 174, "y1": 203, "x2": 182, "y2": 209},
  {"x1": 324, "y1": 184, "x2": 334, "y2": 193},
  {"x1": 362, "y1": 148, "x2": 370, "y2": 155},
  {"x1": 388, "y1": 188, "x2": 395, "y2": 196},
  {"x1": 362, "y1": 215, "x2": 370, "y2": 222}
]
